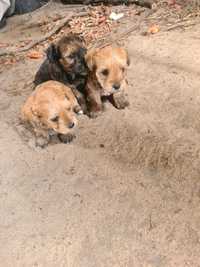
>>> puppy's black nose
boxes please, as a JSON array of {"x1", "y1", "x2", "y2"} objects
[
  {"x1": 113, "y1": 84, "x2": 120, "y2": 90},
  {"x1": 68, "y1": 122, "x2": 75, "y2": 129}
]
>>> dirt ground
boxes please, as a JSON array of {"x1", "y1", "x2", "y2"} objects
[{"x1": 1, "y1": 3, "x2": 200, "y2": 267}]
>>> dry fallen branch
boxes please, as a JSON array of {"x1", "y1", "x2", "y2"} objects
[
  {"x1": 0, "y1": 11, "x2": 89, "y2": 57},
  {"x1": 62, "y1": 0, "x2": 154, "y2": 8},
  {"x1": 132, "y1": 0, "x2": 154, "y2": 8},
  {"x1": 166, "y1": 21, "x2": 197, "y2": 31}
]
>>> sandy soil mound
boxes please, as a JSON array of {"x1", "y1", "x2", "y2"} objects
[{"x1": 1, "y1": 8, "x2": 200, "y2": 267}]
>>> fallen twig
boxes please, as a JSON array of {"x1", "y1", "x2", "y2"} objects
[
  {"x1": 166, "y1": 22, "x2": 197, "y2": 31},
  {"x1": 62, "y1": 0, "x2": 154, "y2": 8},
  {"x1": 132, "y1": 0, "x2": 154, "y2": 9},
  {"x1": 0, "y1": 11, "x2": 88, "y2": 57}
]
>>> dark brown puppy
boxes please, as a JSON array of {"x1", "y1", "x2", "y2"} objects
[
  {"x1": 34, "y1": 34, "x2": 88, "y2": 113},
  {"x1": 85, "y1": 45, "x2": 130, "y2": 118}
]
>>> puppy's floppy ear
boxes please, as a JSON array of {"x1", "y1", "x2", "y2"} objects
[
  {"x1": 31, "y1": 105, "x2": 42, "y2": 119},
  {"x1": 116, "y1": 47, "x2": 130, "y2": 68},
  {"x1": 85, "y1": 49, "x2": 97, "y2": 71},
  {"x1": 62, "y1": 85, "x2": 83, "y2": 114},
  {"x1": 46, "y1": 44, "x2": 61, "y2": 63}
]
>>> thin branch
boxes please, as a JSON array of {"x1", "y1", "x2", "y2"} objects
[{"x1": 0, "y1": 11, "x2": 88, "y2": 57}]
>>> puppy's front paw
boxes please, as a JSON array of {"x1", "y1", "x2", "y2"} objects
[
  {"x1": 35, "y1": 136, "x2": 49, "y2": 148},
  {"x1": 74, "y1": 105, "x2": 83, "y2": 115},
  {"x1": 112, "y1": 94, "x2": 129, "y2": 109},
  {"x1": 58, "y1": 133, "x2": 76, "y2": 143}
]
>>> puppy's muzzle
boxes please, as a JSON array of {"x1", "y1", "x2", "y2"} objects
[
  {"x1": 101, "y1": 83, "x2": 121, "y2": 97},
  {"x1": 48, "y1": 129, "x2": 57, "y2": 136}
]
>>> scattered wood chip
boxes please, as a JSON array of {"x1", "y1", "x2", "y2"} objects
[
  {"x1": 3, "y1": 58, "x2": 17, "y2": 65},
  {"x1": 0, "y1": 43, "x2": 8, "y2": 48},
  {"x1": 27, "y1": 51, "x2": 43, "y2": 59},
  {"x1": 148, "y1": 25, "x2": 159, "y2": 34},
  {"x1": 168, "y1": 0, "x2": 176, "y2": 5}
]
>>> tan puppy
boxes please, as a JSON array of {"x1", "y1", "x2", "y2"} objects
[
  {"x1": 85, "y1": 45, "x2": 130, "y2": 118},
  {"x1": 21, "y1": 80, "x2": 82, "y2": 148}
]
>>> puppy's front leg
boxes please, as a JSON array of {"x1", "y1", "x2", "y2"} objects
[
  {"x1": 34, "y1": 128, "x2": 50, "y2": 148},
  {"x1": 71, "y1": 87, "x2": 87, "y2": 114},
  {"x1": 87, "y1": 90, "x2": 103, "y2": 118},
  {"x1": 58, "y1": 133, "x2": 76, "y2": 143},
  {"x1": 111, "y1": 91, "x2": 129, "y2": 110}
]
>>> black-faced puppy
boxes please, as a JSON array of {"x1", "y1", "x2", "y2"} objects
[
  {"x1": 34, "y1": 34, "x2": 88, "y2": 113},
  {"x1": 21, "y1": 81, "x2": 83, "y2": 148},
  {"x1": 85, "y1": 45, "x2": 130, "y2": 118}
]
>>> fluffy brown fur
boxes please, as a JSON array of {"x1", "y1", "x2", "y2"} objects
[
  {"x1": 21, "y1": 80, "x2": 83, "y2": 148},
  {"x1": 85, "y1": 45, "x2": 130, "y2": 118},
  {"x1": 34, "y1": 34, "x2": 88, "y2": 113}
]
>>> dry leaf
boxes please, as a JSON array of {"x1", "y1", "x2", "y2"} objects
[
  {"x1": 98, "y1": 16, "x2": 107, "y2": 23},
  {"x1": 174, "y1": 4, "x2": 181, "y2": 10},
  {"x1": 148, "y1": 25, "x2": 159, "y2": 34},
  {"x1": 27, "y1": 51, "x2": 43, "y2": 59},
  {"x1": 0, "y1": 43, "x2": 8, "y2": 48},
  {"x1": 168, "y1": 0, "x2": 176, "y2": 5},
  {"x1": 10, "y1": 58, "x2": 16, "y2": 64},
  {"x1": 4, "y1": 58, "x2": 16, "y2": 65}
]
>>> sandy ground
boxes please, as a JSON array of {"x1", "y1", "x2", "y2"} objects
[{"x1": 1, "y1": 6, "x2": 200, "y2": 267}]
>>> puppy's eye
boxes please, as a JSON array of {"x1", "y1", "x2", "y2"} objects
[
  {"x1": 51, "y1": 116, "x2": 59, "y2": 122},
  {"x1": 101, "y1": 69, "x2": 109, "y2": 76},
  {"x1": 66, "y1": 107, "x2": 71, "y2": 111},
  {"x1": 121, "y1": 67, "x2": 125, "y2": 72}
]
